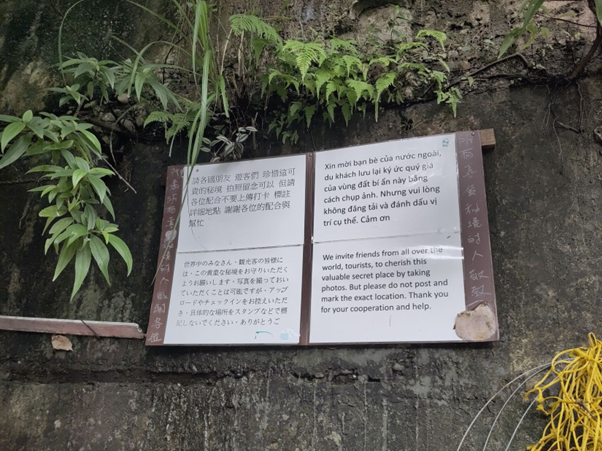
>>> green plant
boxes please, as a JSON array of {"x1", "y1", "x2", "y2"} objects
[
  {"x1": 0, "y1": 111, "x2": 132, "y2": 299},
  {"x1": 501, "y1": 0, "x2": 602, "y2": 80},
  {"x1": 59, "y1": 53, "x2": 119, "y2": 104},
  {"x1": 57, "y1": 53, "x2": 181, "y2": 111},
  {"x1": 259, "y1": 29, "x2": 456, "y2": 142},
  {"x1": 0, "y1": 1, "x2": 459, "y2": 300}
]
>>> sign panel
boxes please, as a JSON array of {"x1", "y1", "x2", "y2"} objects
[
  {"x1": 164, "y1": 246, "x2": 304, "y2": 345},
  {"x1": 309, "y1": 235, "x2": 465, "y2": 343},
  {"x1": 179, "y1": 155, "x2": 306, "y2": 251},
  {"x1": 314, "y1": 134, "x2": 460, "y2": 242},
  {"x1": 147, "y1": 131, "x2": 498, "y2": 346}
]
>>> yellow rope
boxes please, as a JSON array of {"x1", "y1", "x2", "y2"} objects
[{"x1": 527, "y1": 333, "x2": 602, "y2": 451}]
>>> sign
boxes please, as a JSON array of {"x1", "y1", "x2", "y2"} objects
[{"x1": 147, "y1": 131, "x2": 498, "y2": 346}]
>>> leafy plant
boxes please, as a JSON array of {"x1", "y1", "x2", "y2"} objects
[
  {"x1": 500, "y1": 0, "x2": 601, "y2": 80},
  {"x1": 49, "y1": 84, "x2": 89, "y2": 108},
  {"x1": 57, "y1": 53, "x2": 181, "y2": 111},
  {"x1": 258, "y1": 28, "x2": 456, "y2": 142},
  {"x1": 59, "y1": 53, "x2": 119, "y2": 103},
  {"x1": 0, "y1": 111, "x2": 132, "y2": 299},
  {"x1": 0, "y1": 1, "x2": 459, "y2": 300}
]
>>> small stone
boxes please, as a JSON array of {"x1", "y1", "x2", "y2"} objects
[
  {"x1": 448, "y1": 50, "x2": 459, "y2": 59},
  {"x1": 135, "y1": 111, "x2": 148, "y2": 128},
  {"x1": 83, "y1": 101, "x2": 97, "y2": 109},
  {"x1": 122, "y1": 119, "x2": 136, "y2": 134},
  {"x1": 101, "y1": 112, "x2": 116, "y2": 122},
  {"x1": 459, "y1": 61, "x2": 471, "y2": 71},
  {"x1": 393, "y1": 363, "x2": 404, "y2": 372},
  {"x1": 117, "y1": 93, "x2": 130, "y2": 104}
]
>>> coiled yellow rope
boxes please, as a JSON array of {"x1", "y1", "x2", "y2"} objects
[{"x1": 527, "y1": 333, "x2": 602, "y2": 451}]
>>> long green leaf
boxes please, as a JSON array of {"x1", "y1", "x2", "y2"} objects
[
  {"x1": 49, "y1": 217, "x2": 74, "y2": 236},
  {"x1": 102, "y1": 195, "x2": 115, "y2": 219},
  {"x1": 67, "y1": 224, "x2": 89, "y2": 246},
  {"x1": 40, "y1": 205, "x2": 66, "y2": 218},
  {"x1": 72, "y1": 168, "x2": 87, "y2": 187},
  {"x1": 53, "y1": 241, "x2": 77, "y2": 281},
  {"x1": 108, "y1": 235, "x2": 132, "y2": 276},
  {"x1": 88, "y1": 175, "x2": 107, "y2": 203},
  {"x1": 83, "y1": 204, "x2": 97, "y2": 230},
  {"x1": 522, "y1": 0, "x2": 545, "y2": 28},
  {"x1": 90, "y1": 235, "x2": 111, "y2": 284},
  {"x1": 79, "y1": 130, "x2": 102, "y2": 155},
  {"x1": 28, "y1": 165, "x2": 63, "y2": 174},
  {"x1": 71, "y1": 242, "x2": 92, "y2": 300},
  {"x1": 0, "y1": 134, "x2": 31, "y2": 169},
  {"x1": 1, "y1": 122, "x2": 26, "y2": 151},
  {"x1": 127, "y1": 41, "x2": 159, "y2": 97},
  {"x1": 0, "y1": 115, "x2": 20, "y2": 123},
  {"x1": 192, "y1": 1, "x2": 210, "y2": 85},
  {"x1": 498, "y1": 28, "x2": 522, "y2": 58},
  {"x1": 596, "y1": 0, "x2": 602, "y2": 26},
  {"x1": 58, "y1": 0, "x2": 86, "y2": 83},
  {"x1": 218, "y1": 75, "x2": 229, "y2": 117}
]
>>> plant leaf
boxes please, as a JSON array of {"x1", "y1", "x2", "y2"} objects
[
  {"x1": 71, "y1": 242, "x2": 92, "y2": 300},
  {"x1": 88, "y1": 175, "x2": 107, "y2": 203},
  {"x1": 1, "y1": 121, "x2": 26, "y2": 151},
  {"x1": 108, "y1": 235, "x2": 132, "y2": 276},
  {"x1": 0, "y1": 134, "x2": 32, "y2": 169},
  {"x1": 49, "y1": 217, "x2": 74, "y2": 236},
  {"x1": 72, "y1": 169, "x2": 87, "y2": 187},
  {"x1": 53, "y1": 241, "x2": 77, "y2": 281},
  {"x1": 90, "y1": 235, "x2": 111, "y2": 284}
]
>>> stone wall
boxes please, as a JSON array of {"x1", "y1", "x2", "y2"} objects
[{"x1": 2, "y1": 1, "x2": 602, "y2": 450}]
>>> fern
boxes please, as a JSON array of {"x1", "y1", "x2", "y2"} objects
[
  {"x1": 143, "y1": 111, "x2": 175, "y2": 127},
  {"x1": 329, "y1": 38, "x2": 358, "y2": 54},
  {"x1": 374, "y1": 72, "x2": 397, "y2": 121},
  {"x1": 281, "y1": 41, "x2": 327, "y2": 80},
  {"x1": 369, "y1": 56, "x2": 398, "y2": 68},
  {"x1": 397, "y1": 41, "x2": 427, "y2": 56},
  {"x1": 345, "y1": 88, "x2": 358, "y2": 108},
  {"x1": 314, "y1": 69, "x2": 332, "y2": 99},
  {"x1": 341, "y1": 101, "x2": 352, "y2": 126},
  {"x1": 325, "y1": 80, "x2": 338, "y2": 101},
  {"x1": 346, "y1": 80, "x2": 374, "y2": 101},
  {"x1": 430, "y1": 71, "x2": 447, "y2": 89},
  {"x1": 342, "y1": 55, "x2": 363, "y2": 77},
  {"x1": 289, "y1": 102, "x2": 303, "y2": 121},
  {"x1": 268, "y1": 70, "x2": 300, "y2": 92},
  {"x1": 263, "y1": 25, "x2": 458, "y2": 133},
  {"x1": 400, "y1": 62, "x2": 429, "y2": 76},
  {"x1": 229, "y1": 14, "x2": 282, "y2": 46},
  {"x1": 304, "y1": 105, "x2": 316, "y2": 129},
  {"x1": 416, "y1": 30, "x2": 447, "y2": 50},
  {"x1": 251, "y1": 38, "x2": 271, "y2": 62}
]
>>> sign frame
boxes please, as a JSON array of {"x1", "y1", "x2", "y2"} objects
[{"x1": 146, "y1": 130, "x2": 498, "y2": 346}]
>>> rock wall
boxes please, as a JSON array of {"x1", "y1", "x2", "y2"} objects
[{"x1": 2, "y1": 1, "x2": 602, "y2": 450}]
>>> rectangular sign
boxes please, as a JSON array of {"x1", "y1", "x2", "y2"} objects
[
  {"x1": 164, "y1": 246, "x2": 304, "y2": 345},
  {"x1": 309, "y1": 234, "x2": 465, "y2": 343},
  {"x1": 314, "y1": 134, "x2": 460, "y2": 242},
  {"x1": 147, "y1": 131, "x2": 498, "y2": 346},
  {"x1": 179, "y1": 155, "x2": 306, "y2": 251}
]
